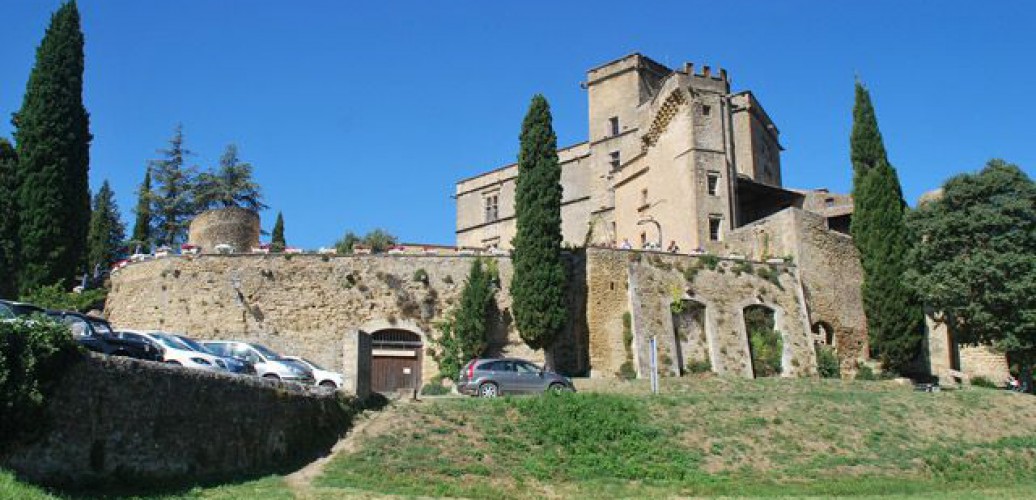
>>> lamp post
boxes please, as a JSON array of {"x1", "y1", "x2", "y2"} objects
[{"x1": 637, "y1": 217, "x2": 663, "y2": 249}]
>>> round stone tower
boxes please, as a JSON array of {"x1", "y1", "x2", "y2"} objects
[{"x1": 187, "y1": 207, "x2": 260, "y2": 254}]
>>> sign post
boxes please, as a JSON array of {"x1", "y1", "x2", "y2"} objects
[{"x1": 649, "y1": 335, "x2": 659, "y2": 394}]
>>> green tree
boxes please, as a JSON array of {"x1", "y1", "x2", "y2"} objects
[
  {"x1": 334, "y1": 231, "x2": 361, "y2": 255},
  {"x1": 12, "y1": 1, "x2": 92, "y2": 292},
  {"x1": 148, "y1": 124, "x2": 196, "y2": 247},
  {"x1": 510, "y1": 95, "x2": 567, "y2": 353},
  {"x1": 270, "y1": 211, "x2": 286, "y2": 252},
  {"x1": 905, "y1": 160, "x2": 1036, "y2": 391},
  {"x1": 129, "y1": 168, "x2": 152, "y2": 253},
  {"x1": 85, "y1": 180, "x2": 125, "y2": 274},
  {"x1": 429, "y1": 259, "x2": 498, "y2": 379},
  {"x1": 362, "y1": 228, "x2": 397, "y2": 253},
  {"x1": 849, "y1": 82, "x2": 924, "y2": 375},
  {"x1": 194, "y1": 144, "x2": 267, "y2": 212},
  {"x1": 0, "y1": 139, "x2": 19, "y2": 297}
]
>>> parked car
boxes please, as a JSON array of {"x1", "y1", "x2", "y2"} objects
[
  {"x1": 281, "y1": 356, "x2": 344, "y2": 389},
  {"x1": 456, "y1": 358, "x2": 576, "y2": 397},
  {"x1": 118, "y1": 330, "x2": 228, "y2": 372},
  {"x1": 201, "y1": 341, "x2": 313, "y2": 383},
  {"x1": 46, "y1": 311, "x2": 161, "y2": 361},
  {"x1": 174, "y1": 334, "x2": 255, "y2": 375},
  {"x1": 0, "y1": 299, "x2": 46, "y2": 319}
]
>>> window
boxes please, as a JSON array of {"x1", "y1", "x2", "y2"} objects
[
  {"x1": 609, "y1": 116, "x2": 620, "y2": 136},
  {"x1": 640, "y1": 188, "x2": 648, "y2": 206},
  {"x1": 702, "y1": 104, "x2": 711, "y2": 116},
  {"x1": 824, "y1": 197, "x2": 835, "y2": 208},
  {"x1": 640, "y1": 232, "x2": 647, "y2": 247},
  {"x1": 708, "y1": 216, "x2": 722, "y2": 241},
  {"x1": 609, "y1": 151, "x2": 621, "y2": 170},
  {"x1": 484, "y1": 193, "x2": 499, "y2": 223},
  {"x1": 707, "y1": 172, "x2": 720, "y2": 196}
]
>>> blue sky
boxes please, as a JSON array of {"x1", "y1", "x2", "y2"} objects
[{"x1": 2, "y1": 1, "x2": 1034, "y2": 249}]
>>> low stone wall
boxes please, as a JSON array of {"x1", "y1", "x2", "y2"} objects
[{"x1": 0, "y1": 355, "x2": 356, "y2": 489}]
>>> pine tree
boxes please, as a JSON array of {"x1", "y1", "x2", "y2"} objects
[
  {"x1": 0, "y1": 139, "x2": 19, "y2": 297},
  {"x1": 849, "y1": 82, "x2": 924, "y2": 375},
  {"x1": 129, "y1": 168, "x2": 152, "y2": 253},
  {"x1": 86, "y1": 180, "x2": 125, "y2": 274},
  {"x1": 194, "y1": 144, "x2": 266, "y2": 212},
  {"x1": 12, "y1": 1, "x2": 92, "y2": 292},
  {"x1": 148, "y1": 124, "x2": 196, "y2": 247},
  {"x1": 270, "y1": 212, "x2": 286, "y2": 252},
  {"x1": 510, "y1": 95, "x2": 567, "y2": 353},
  {"x1": 429, "y1": 259, "x2": 498, "y2": 379}
]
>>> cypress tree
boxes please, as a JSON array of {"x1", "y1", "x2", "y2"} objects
[
  {"x1": 510, "y1": 95, "x2": 567, "y2": 353},
  {"x1": 849, "y1": 82, "x2": 924, "y2": 375},
  {"x1": 149, "y1": 124, "x2": 196, "y2": 247},
  {"x1": 12, "y1": 1, "x2": 92, "y2": 292},
  {"x1": 86, "y1": 180, "x2": 125, "y2": 274},
  {"x1": 270, "y1": 212, "x2": 286, "y2": 252},
  {"x1": 130, "y1": 169, "x2": 152, "y2": 253},
  {"x1": 0, "y1": 139, "x2": 19, "y2": 297}
]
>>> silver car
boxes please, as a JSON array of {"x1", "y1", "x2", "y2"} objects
[{"x1": 456, "y1": 358, "x2": 575, "y2": 398}]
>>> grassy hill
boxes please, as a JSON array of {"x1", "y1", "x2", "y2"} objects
[{"x1": 4, "y1": 376, "x2": 1036, "y2": 498}]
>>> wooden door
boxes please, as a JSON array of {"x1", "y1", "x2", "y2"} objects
[{"x1": 371, "y1": 351, "x2": 421, "y2": 393}]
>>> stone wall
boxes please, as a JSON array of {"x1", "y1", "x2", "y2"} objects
[
  {"x1": 106, "y1": 254, "x2": 538, "y2": 386},
  {"x1": 188, "y1": 207, "x2": 260, "y2": 254},
  {"x1": 926, "y1": 311, "x2": 1011, "y2": 385},
  {"x1": 0, "y1": 355, "x2": 355, "y2": 489},
  {"x1": 724, "y1": 208, "x2": 868, "y2": 375},
  {"x1": 584, "y1": 247, "x2": 817, "y2": 379}
]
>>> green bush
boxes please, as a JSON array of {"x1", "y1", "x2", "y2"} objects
[
  {"x1": 699, "y1": 254, "x2": 720, "y2": 270},
  {"x1": 970, "y1": 376, "x2": 998, "y2": 389},
  {"x1": 686, "y1": 358, "x2": 712, "y2": 374},
  {"x1": 20, "y1": 284, "x2": 107, "y2": 312},
  {"x1": 0, "y1": 319, "x2": 82, "y2": 448},
  {"x1": 816, "y1": 345, "x2": 841, "y2": 379},
  {"x1": 420, "y1": 383, "x2": 451, "y2": 396},
  {"x1": 616, "y1": 360, "x2": 637, "y2": 380},
  {"x1": 412, "y1": 268, "x2": 429, "y2": 284},
  {"x1": 856, "y1": 364, "x2": 877, "y2": 380}
]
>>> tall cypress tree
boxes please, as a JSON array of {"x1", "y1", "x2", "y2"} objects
[
  {"x1": 510, "y1": 95, "x2": 567, "y2": 353},
  {"x1": 849, "y1": 82, "x2": 924, "y2": 375},
  {"x1": 148, "y1": 124, "x2": 196, "y2": 247},
  {"x1": 12, "y1": 1, "x2": 92, "y2": 292},
  {"x1": 86, "y1": 180, "x2": 125, "y2": 274},
  {"x1": 0, "y1": 139, "x2": 19, "y2": 297},
  {"x1": 270, "y1": 211, "x2": 286, "y2": 252},
  {"x1": 130, "y1": 168, "x2": 152, "y2": 253}
]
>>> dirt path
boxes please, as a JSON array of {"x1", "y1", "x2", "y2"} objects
[{"x1": 284, "y1": 404, "x2": 400, "y2": 498}]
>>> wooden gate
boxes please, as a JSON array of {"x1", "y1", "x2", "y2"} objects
[{"x1": 369, "y1": 329, "x2": 422, "y2": 393}]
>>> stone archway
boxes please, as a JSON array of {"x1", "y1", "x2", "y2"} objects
[
  {"x1": 360, "y1": 319, "x2": 425, "y2": 393},
  {"x1": 743, "y1": 304, "x2": 782, "y2": 378},
  {"x1": 672, "y1": 298, "x2": 710, "y2": 374},
  {"x1": 812, "y1": 321, "x2": 836, "y2": 348}
]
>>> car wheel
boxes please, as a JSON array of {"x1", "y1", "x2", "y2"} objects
[
  {"x1": 263, "y1": 374, "x2": 280, "y2": 381},
  {"x1": 548, "y1": 383, "x2": 571, "y2": 394},
  {"x1": 320, "y1": 380, "x2": 337, "y2": 389},
  {"x1": 478, "y1": 382, "x2": 499, "y2": 398}
]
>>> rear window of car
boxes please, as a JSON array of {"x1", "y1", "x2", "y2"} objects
[{"x1": 481, "y1": 360, "x2": 515, "y2": 372}]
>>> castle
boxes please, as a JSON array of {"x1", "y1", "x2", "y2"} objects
[{"x1": 456, "y1": 53, "x2": 852, "y2": 253}]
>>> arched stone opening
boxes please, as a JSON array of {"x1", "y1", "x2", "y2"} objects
[
  {"x1": 362, "y1": 322, "x2": 425, "y2": 394},
  {"x1": 743, "y1": 304, "x2": 782, "y2": 378},
  {"x1": 811, "y1": 321, "x2": 836, "y2": 348},
  {"x1": 672, "y1": 298, "x2": 710, "y2": 374}
]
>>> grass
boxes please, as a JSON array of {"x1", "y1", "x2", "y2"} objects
[
  {"x1": 0, "y1": 470, "x2": 294, "y2": 499},
  {"x1": 5, "y1": 377, "x2": 1036, "y2": 498},
  {"x1": 314, "y1": 376, "x2": 1036, "y2": 498}
]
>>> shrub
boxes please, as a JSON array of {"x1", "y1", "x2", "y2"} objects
[
  {"x1": 617, "y1": 360, "x2": 637, "y2": 380},
  {"x1": 0, "y1": 319, "x2": 83, "y2": 448},
  {"x1": 412, "y1": 268, "x2": 429, "y2": 285},
  {"x1": 816, "y1": 345, "x2": 841, "y2": 379},
  {"x1": 686, "y1": 358, "x2": 712, "y2": 374},
  {"x1": 700, "y1": 254, "x2": 719, "y2": 270},
  {"x1": 21, "y1": 284, "x2": 107, "y2": 313},
  {"x1": 971, "y1": 376, "x2": 998, "y2": 389},
  {"x1": 856, "y1": 364, "x2": 877, "y2": 380},
  {"x1": 732, "y1": 260, "x2": 754, "y2": 276},
  {"x1": 420, "y1": 383, "x2": 451, "y2": 396}
]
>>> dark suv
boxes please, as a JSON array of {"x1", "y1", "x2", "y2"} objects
[
  {"x1": 456, "y1": 358, "x2": 575, "y2": 397},
  {"x1": 0, "y1": 299, "x2": 46, "y2": 319},
  {"x1": 46, "y1": 310, "x2": 161, "y2": 361}
]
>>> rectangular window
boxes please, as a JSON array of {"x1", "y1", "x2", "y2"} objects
[
  {"x1": 825, "y1": 197, "x2": 835, "y2": 208},
  {"x1": 609, "y1": 116, "x2": 620, "y2": 136},
  {"x1": 702, "y1": 104, "x2": 711, "y2": 116},
  {"x1": 640, "y1": 188, "x2": 649, "y2": 207},
  {"x1": 609, "y1": 151, "x2": 621, "y2": 170},
  {"x1": 707, "y1": 172, "x2": 720, "y2": 196},
  {"x1": 640, "y1": 232, "x2": 647, "y2": 248},
  {"x1": 484, "y1": 193, "x2": 499, "y2": 223},
  {"x1": 708, "y1": 216, "x2": 722, "y2": 241}
]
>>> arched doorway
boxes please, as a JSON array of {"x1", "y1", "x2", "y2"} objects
[
  {"x1": 369, "y1": 329, "x2": 423, "y2": 393},
  {"x1": 811, "y1": 321, "x2": 836, "y2": 348},
  {"x1": 672, "y1": 299, "x2": 710, "y2": 374},
  {"x1": 743, "y1": 304, "x2": 782, "y2": 378}
]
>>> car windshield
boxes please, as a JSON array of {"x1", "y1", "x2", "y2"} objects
[
  {"x1": 250, "y1": 343, "x2": 281, "y2": 360},
  {"x1": 152, "y1": 333, "x2": 190, "y2": 350},
  {"x1": 176, "y1": 336, "x2": 215, "y2": 354},
  {"x1": 89, "y1": 319, "x2": 113, "y2": 335}
]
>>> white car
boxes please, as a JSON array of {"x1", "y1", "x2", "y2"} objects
[
  {"x1": 282, "y1": 356, "x2": 344, "y2": 389},
  {"x1": 119, "y1": 330, "x2": 227, "y2": 372},
  {"x1": 201, "y1": 341, "x2": 313, "y2": 384}
]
